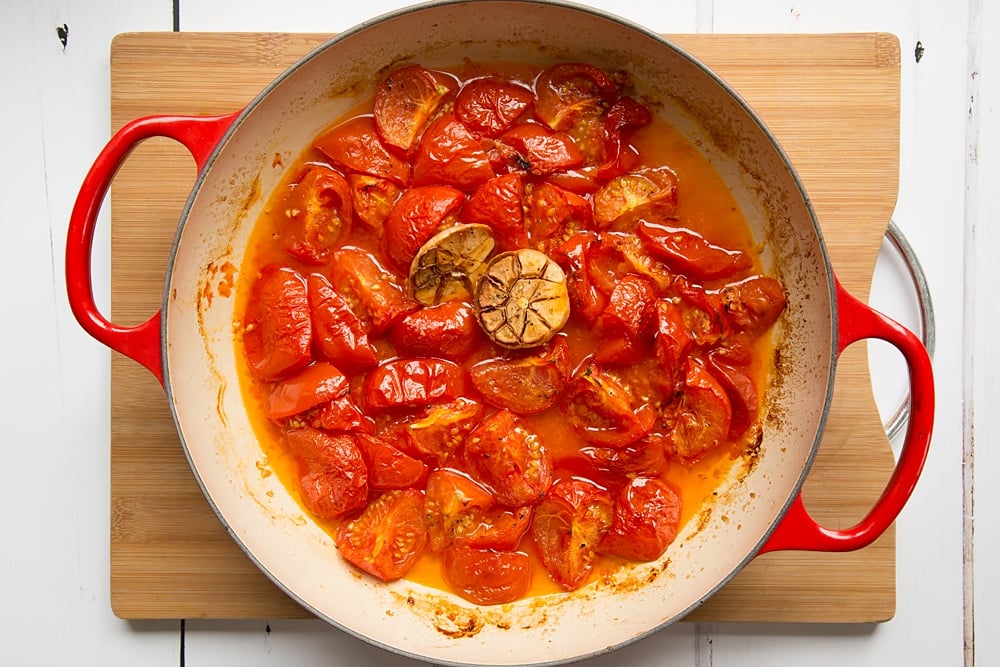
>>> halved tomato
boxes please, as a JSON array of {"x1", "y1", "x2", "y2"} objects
[
  {"x1": 469, "y1": 336, "x2": 570, "y2": 415},
  {"x1": 355, "y1": 432, "x2": 428, "y2": 490},
  {"x1": 595, "y1": 273, "x2": 658, "y2": 365},
  {"x1": 362, "y1": 358, "x2": 467, "y2": 412},
  {"x1": 563, "y1": 363, "x2": 656, "y2": 447},
  {"x1": 719, "y1": 275, "x2": 788, "y2": 335},
  {"x1": 533, "y1": 62, "x2": 618, "y2": 132},
  {"x1": 390, "y1": 300, "x2": 484, "y2": 363},
  {"x1": 308, "y1": 394, "x2": 374, "y2": 434},
  {"x1": 463, "y1": 409, "x2": 554, "y2": 506},
  {"x1": 442, "y1": 545, "x2": 532, "y2": 606},
  {"x1": 458, "y1": 505, "x2": 533, "y2": 551},
  {"x1": 265, "y1": 362, "x2": 349, "y2": 420},
  {"x1": 524, "y1": 181, "x2": 593, "y2": 253},
  {"x1": 403, "y1": 397, "x2": 485, "y2": 466},
  {"x1": 335, "y1": 488, "x2": 428, "y2": 581},
  {"x1": 243, "y1": 264, "x2": 312, "y2": 382},
  {"x1": 597, "y1": 96, "x2": 652, "y2": 179},
  {"x1": 348, "y1": 174, "x2": 402, "y2": 229},
  {"x1": 653, "y1": 298, "x2": 695, "y2": 389},
  {"x1": 598, "y1": 477, "x2": 681, "y2": 561},
  {"x1": 637, "y1": 219, "x2": 753, "y2": 281},
  {"x1": 497, "y1": 123, "x2": 584, "y2": 176},
  {"x1": 327, "y1": 247, "x2": 418, "y2": 334},
  {"x1": 577, "y1": 435, "x2": 669, "y2": 483},
  {"x1": 307, "y1": 273, "x2": 378, "y2": 372},
  {"x1": 455, "y1": 77, "x2": 533, "y2": 138},
  {"x1": 461, "y1": 173, "x2": 529, "y2": 250},
  {"x1": 275, "y1": 165, "x2": 352, "y2": 265},
  {"x1": 592, "y1": 166, "x2": 678, "y2": 230},
  {"x1": 530, "y1": 478, "x2": 613, "y2": 591},
  {"x1": 423, "y1": 468, "x2": 494, "y2": 552},
  {"x1": 285, "y1": 427, "x2": 368, "y2": 521},
  {"x1": 666, "y1": 357, "x2": 733, "y2": 462},
  {"x1": 705, "y1": 352, "x2": 759, "y2": 438},
  {"x1": 412, "y1": 112, "x2": 496, "y2": 192},
  {"x1": 373, "y1": 65, "x2": 457, "y2": 154},
  {"x1": 382, "y1": 185, "x2": 465, "y2": 271},
  {"x1": 551, "y1": 232, "x2": 608, "y2": 324},
  {"x1": 313, "y1": 115, "x2": 411, "y2": 186}
]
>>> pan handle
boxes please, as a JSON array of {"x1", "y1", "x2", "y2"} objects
[
  {"x1": 65, "y1": 112, "x2": 240, "y2": 385},
  {"x1": 758, "y1": 277, "x2": 935, "y2": 554}
]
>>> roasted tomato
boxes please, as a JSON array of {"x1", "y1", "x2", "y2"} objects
[
  {"x1": 592, "y1": 166, "x2": 678, "y2": 230},
  {"x1": 308, "y1": 394, "x2": 375, "y2": 433},
  {"x1": 598, "y1": 477, "x2": 681, "y2": 561},
  {"x1": 335, "y1": 488, "x2": 428, "y2": 581},
  {"x1": 442, "y1": 545, "x2": 532, "y2": 606},
  {"x1": 455, "y1": 77, "x2": 533, "y2": 138},
  {"x1": 348, "y1": 174, "x2": 402, "y2": 229},
  {"x1": 373, "y1": 65, "x2": 457, "y2": 154},
  {"x1": 463, "y1": 409, "x2": 554, "y2": 506},
  {"x1": 382, "y1": 185, "x2": 465, "y2": 271},
  {"x1": 274, "y1": 165, "x2": 352, "y2": 265},
  {"x1": 313, "y1": 115, "x2": 411, "y2": 186},
  {"x1": 533, "y1": 62, "x2": 618, "y2": 132},
  {"x1": 524, "y1": 181, "x2": 593, "y2": 253},
  {"x1": 458, "y1": 505, "x2": 533, "y2": 551},
  {"x1": 243, "y1": 264, "x2": 312, "y2": 382},
  {"x1": 469, "y1": 336, "x2": 571, "y2": 415},
  {"x1": 598, "y1": 96, "x2": 652, "y2": 179},
  {"x1": 719, "y1": 275, "x2": 787, "y2": 335},
  {"x1": 265, "y1": 362, "x2": 349, "y2": 420},
  {"x1": 551, "y1": 232, "x2": 608, "y2": 324},
  {"x1": 637, "y1": 219, "x2": 753, "y2": 281},
  {"x1": 285, "y1": 427, "x2": 368, "y2": 521},
  {"x1": 578, "y1": 436, "x2": 669, "y2": 483},
  {"x1": 355, "y1": 432, "x2": 429, "y2": 490},
  {"x1": 423, "y1": 468, "x2": 494, "y2": 552},
  {"x1": 595, "y1": 273, "x2": 658, "y2": 365},
  {"x1": 563, "y1": 363, "x2": 656, "y2": 447},
  {"x1": 307, "y1": 273, "x2": 378, "y2": 372},
  {"x1": 497, "y1": 123, "x2": 585, "y2": 176},
  {"x1": 412, "y1": 112, "x2": 496, "y2": 192},
  {"x1": 363, "y1": 358, "x2": 466, "y2": 412},
  {"x1": 653, "y1": 298, "x2": 695, "y2": 389},
  {"x1": 530, "y1": 478, "x2": 613, "y2": 591},
  {"x1": 705, "y1": 352, "x2": 759, "y2": 438},
  {"x1": 327, "y1": 247, "x2": 418, "y2": 334},
  {"x1": 402, "y1": 397, "x2": 485, "y2": 466},
  {"x1": 666, "y1": 357, "x2": 733, "y2": 462},
  {"x1": 461, "y1": 173, "x2": 529, "y2": 250},
  {"x1": 390, "y1": 300, "x2": 484, "y2": 363}
]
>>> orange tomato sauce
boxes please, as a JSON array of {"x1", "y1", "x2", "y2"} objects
[{"x1": 233, "y1": 61, "x2": 778, "y2": 602}]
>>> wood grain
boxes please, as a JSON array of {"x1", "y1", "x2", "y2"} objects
[{"x1": 109, "y1": 32, "x2": 900, "y2": 622}]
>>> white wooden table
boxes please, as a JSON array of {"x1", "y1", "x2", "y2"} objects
[{"x1": 2, "y1": 0, "x2": 992, "y2": 665}]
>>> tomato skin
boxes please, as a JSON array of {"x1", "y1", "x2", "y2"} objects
[
  {"x1": 286, "y1": 427, "x2": 368, "y2": 521},
  {"x1": 423, "y1": 468, "x2": 494, "y2": 552},
  {"x1": 308, "y1": 394, "x2": 375, "y2": 433},
  {"x1": 524, "y1": 181, "x2": 593, "y2": 253},
  {"x1": 412, "y1": 112, "x2": 496, "y2": 192},
  {"x1": 595, "y1": 273, "x2": 658, "y2": 365},
  {"x1": 265, "y1": 362, "x2": 349, "y2": 420},
  {"x1": 551, "y1": 232, "x2": 608, "y2": 324},
  {"x1": 313, "y1": 115, "x2": 411, "y2": 186},
  {"x1": 275, "y1": 165, "x2": 353, "y2": 265},
  {"x1": 719, "y1": 275, "x2": 787, "y2": 335},
  {"x1": 666, "y1": 357, "x2": 733, "y2": 462},
  {"x1": 327, "y1": 247, "x2": 418, "y2": 334},
  {"x1": 243, "y1": 265, "x2": 313, "y2": 382},
  {"x1": 348, "y1": 174, "x2": 402, "y2": 229},
  {"x1": 592, "y1": 166, "x2": 678, "y2": 230},
  {"x1": 335, "y1": 488, "x2": 428, "y2": 582},
  {"x1": 442, "y1": 545, "x2": 532, "y2": 606},
  {"x1": 533, "y1": 63, "x2": 618, "y2": 132},
  {"x1": 654, "y1": 298, "x2": 695, "y2": 389},
  {"x1": 402, "y1": 397, "x2": 485, "y2": 466},
  {"x1": 390, "y1": 300, "x2": 484, "y2": 363},
  {"x1": 598, "y1": 477, "x2": 681, "y2": 561},
  {"x1": 362, "y1": 358, "x2": 467, "y2": 413},
  {"x1": 563, "y1": 363, "x2": 656, "y2": 447},
  {"x1": 530, "y1": 478, "x2": 614, "y2": 591},
  {"x1": 355, "y1": 432, "x2": 429, "y2": 490},
  {"x1": 307, "y1": 273, "x2": 378, "y2": 372},
  {"x1": 455, "y1": 77, "x2": 533, "y2": 138},
  {"x1": 382, "y1": 185, "x2": 466, "y2": 271},
  {"x1": 462, "y1": 173, "x2": 529, "y2": 250},
  {"x1": 463, "y1": 409, "x2": 554, "y2": 506},
  {"x1": 497, "y1": 123, "x2": 585, "y2": 176},
  {"x1": 469, "y1": 336, "x2": 571, "y2": 415},
  {"x1": 374, "y1": 65, "x2": 457, "y2": 154},
  {"x1": 637, "y1": 219, "x2": 753, "y2": 281}
]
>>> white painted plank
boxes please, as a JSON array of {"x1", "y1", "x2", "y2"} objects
[{"x1": 0, "y1": 0, "x2": 180, "y2": 665}]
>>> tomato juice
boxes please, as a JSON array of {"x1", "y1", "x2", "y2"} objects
[{"x1": 233, "y1": 60, "x2": 786, "y2": 604}]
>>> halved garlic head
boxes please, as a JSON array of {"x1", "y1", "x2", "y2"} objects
[{"x1": 409, "y1": 223, "x2": 496, "y2": 305}]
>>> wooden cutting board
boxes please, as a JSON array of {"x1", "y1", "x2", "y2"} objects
[{"x1": 108, "y1": 32, "x2": 901, "y2": 622}]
